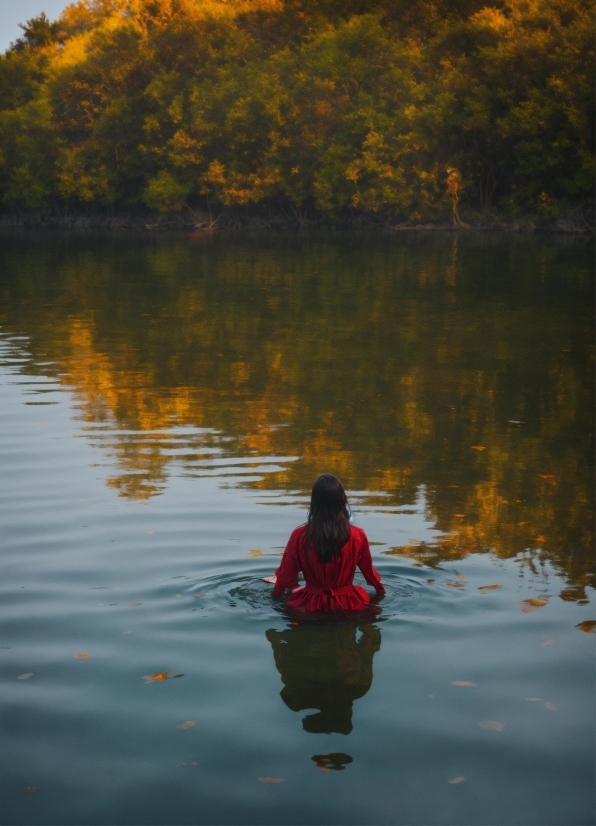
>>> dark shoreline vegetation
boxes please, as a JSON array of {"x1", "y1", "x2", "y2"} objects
[{"x1": 0, "y1": 0, "x2": 593, "y2": 231}]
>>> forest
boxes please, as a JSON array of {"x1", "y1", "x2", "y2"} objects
[{"x1": 0, "y1": 0, "x2": 593, "y2": 226}]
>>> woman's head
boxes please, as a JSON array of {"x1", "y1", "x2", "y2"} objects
[{"x1": 306, "y1": 474, "x2": 351, "y2": 562}]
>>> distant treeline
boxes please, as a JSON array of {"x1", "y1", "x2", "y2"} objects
[{"x1": 0, "y1": 0, "x2": 593, "y2": 225}]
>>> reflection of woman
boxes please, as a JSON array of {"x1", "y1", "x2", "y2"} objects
[
  {"x1": 266, "y1": 622, "x2": 381, "y2": 735},
  {"x1": 265, "y1": 474, "x2": 384, "y2": 612}
]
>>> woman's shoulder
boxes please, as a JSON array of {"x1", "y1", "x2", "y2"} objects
[
  {"x1": 349, "y1": 524, "x2": 368, "y2": 543},
  {"x1": 289, "y1": 524, "x2": 307, "y2": 542}
]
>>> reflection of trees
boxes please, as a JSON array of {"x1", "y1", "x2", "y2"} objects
[
  {"x1": 266, "y1": 622, "x2": 381, "y2": 735},
  {"x1": 0, "y1": 234, "x2": 593, "y2": 594}
]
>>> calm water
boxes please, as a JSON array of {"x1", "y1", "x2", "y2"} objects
[{"x1": 0, "y1": 232, "x2": 594, "y2": 825}]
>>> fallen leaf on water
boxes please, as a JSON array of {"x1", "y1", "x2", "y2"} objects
[
  {"x1": 17, "y1": 673, "x2": 33, "y2": 680},
  {"x1": 317, "y1": 766, "x2": 330, "y2": 772},
  {"x1": 478, "y1": 585, "x2": 501, "y2": 591},
  {"x1": 452, "y1": 681, "x2": 477, "y2": 687},
  {"x1": 258, "y1": 777, "x2": 284, "y2": 784},
  {"x1": 534, "y1": 535, "x2": 546, "y2": 543},
  {"x1": 18, "y1": 787, "x2": 39, "y2": 795},
  {"x1": 176, "y1": 720, "x2": 196, "y2": 730},
  {"x1": 128, "y1": 603, "x2": 141, "y2": 607},
  {"x1": 576, "y1": 620, "x2": 596, "y2": 634},
  {"x1": 192, "y1": 594, "x2": 205, "y2": 599},
  {"x1": 426, "y1": 579, "x2": 435, "y2": 584},
  {"x1": 143, "y1": 671, "x2": 171, "y2": 683},
  {"x1": 177, "y1": 761, "x2": 197, "y2": 767},
  {"x1": 471, "y1": 446, "x2": 486, "y2": 451},
  {"x1": 74, "y1": 653, "x2": 91, "y2": 659},
  {"x1": 479, "y1": 720, "x2": 504, "y2": 732},
  {"x1": 539, "y1": 474, "x2": 554, "y2": 480},
  {"x1": 519, "y1": 597, "x2": 547, "y2": 613},
  {"x1": 518, "y1": 521, "x2": 530, "y2": 526},
  {"x1": 144, "y1": 530, "x2": 154, "y2": 535},
  {"x1": 541, "y1": 638, "x2": 555, "y2": 646},
  {"x1": 446, "y1": 582, "x2": 465, "y2": 588},
  {"x1": 526, "y1": 697, "x2": 556, "y2": 710},
  {"x1": 453, "y1": 514, "x2": 466, "y2": 518},
  {"x1": 248, "y1": 549, "x2": 263, "y2": 557},
  {"x1": 448, "y1": 777, "x2": 465, "y2": 784},
  {"x1": 175, "y1": 594, "x2": 183, "y2": 598}
]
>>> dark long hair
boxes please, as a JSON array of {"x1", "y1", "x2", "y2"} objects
[{"x1": 305, "y1": 474, "x2": 351, "y2": 563}]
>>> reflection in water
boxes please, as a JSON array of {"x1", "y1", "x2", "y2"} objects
[
  {"x1": 266, "y1": 622, "x2": 381, "y2": 735},
  {"x1": 0, "y1": 233, "x2": 593, "y2": 596}
]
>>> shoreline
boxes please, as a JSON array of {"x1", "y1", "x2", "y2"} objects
[{"x1": 0, "y1": 208, "x2": 593, "y2": 234}]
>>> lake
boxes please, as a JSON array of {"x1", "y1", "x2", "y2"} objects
[{"x1": 0, "y1": 231, "x2": 594, "y2": 825}]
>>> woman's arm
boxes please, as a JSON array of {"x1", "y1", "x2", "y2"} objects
[
  {"x1": 271, "y1": 528, "x2": 303, "y2": 595},
  {"x1": 356, "y1": 530, "x2": 385, "y2": 592}
]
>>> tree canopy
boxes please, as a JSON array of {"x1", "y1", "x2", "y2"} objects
[{"x1": 0, "y1": 0, "x2": 593, "y2": 222}]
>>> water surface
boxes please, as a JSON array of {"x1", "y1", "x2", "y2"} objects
[{"x1": 0, "y1": 232, "x2": 594, "y2": 825}]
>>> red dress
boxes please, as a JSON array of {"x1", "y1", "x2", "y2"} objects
[{"x1": 272, "y1": 524, "x2": 384, "y2": 612}]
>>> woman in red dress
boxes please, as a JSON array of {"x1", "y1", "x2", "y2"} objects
[{"x1": 265, "y1": 474, "x2": 384, "y2": 612}]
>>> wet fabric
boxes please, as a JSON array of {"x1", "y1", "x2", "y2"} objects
[{"x1": 272, "y1": 524, "x2": 384, "y2": 612}]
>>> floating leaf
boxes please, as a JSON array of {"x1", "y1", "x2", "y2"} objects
[
  {"x1": 248, "y1": 549, "x2": 263, "y2": 557},
  {"x1": 446, "y1": 581, "x2": 465, "y2": 588},
  {"x1": 541, "y1": 638, "x2": 555, "y2": 646},
  {"x1": 526, "y1": 697, "x2": 556, "y2": 710},
  {"x1": 128, "y1": 603, "x2": 141, "y2": 607},
  {"x1": 543, "y1": 701, "x2": 557, "y2": 710},
  {"x1": 452, "y1": 681, "x2": 477, "y2": 687},
  {"x1": 122, "y1": 630, "x2": 133, "y2": 635},
  {"x1": 448, "y1": 777, "x2": 465, "y2": 784},
  {"x1": 519, "y1": 597, "x2": 547, "y2": 613},
  {"x1": 576, "y1": 620, "x2": 596, "y2": 634},
  {"x1": 175, "y1": 594, "x2": 183, "y2": 598},
  {"x1": 534, "y1": 536, "x2": 546, "y2": 544},
  {"x1": 478, "y1": 584, "x2": 501, "y2": 591},
  {"x1": 539, "y1": 474, "x2": 554, "y2": 480},
  {"x1": 74, "y1": 653, "x2": 91, "y2": 659},
  {"x1": 426, "y1": 579, "x2": 435, "y2": 584},
  {"x1": 453, "y1": 514, "x2": 466, "y2": 518},
  {"x1": 176, "y1": 720, "x2": 196, "y2": 730},
  {"x1": 479, "y1": 720, "x2": 504, "y2": 732},
  {"x1": 317, "y1": 766, "x2": 330, "y2": 772},
  {"x1": 192, "y1": 594, "x2": 205, "y2": 599},
  {"x1": 144, "y1": 530, "x2": 154, "y2": 535},
  {"x1": 143, "y1": 671, "x2": 171, "y2": 683},
  {"x1": 17, "y1": 673, "x2": 33, "y2": 680},
  {"x1": 471, "y1": 446, "x2": 486, "y2": 451},
  {"x1": 18, "y1": 787, "x2": 39, "y2": 795},
  {"x1": 456, "y1": 574, "x2": 466, "y2": 580},
  {"x1": 258, "y1": 777, "x2": 284, "y2": 784}
]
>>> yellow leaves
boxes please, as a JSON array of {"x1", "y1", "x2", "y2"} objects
[
  {"x1": 446, "y1": 581, "x2": 465, "y2": 588},
  {"x1": 576, "y1": 620, "x2": 596, "y2": 633},
  {"x1": 518, "y1": 597, "x2": 548, "y2": 613},
  {"x1": 448, "y1": 777, "x2": 465, "y2": 784},
  {"x1": 143, "y1": 671, "x2": 181, "y2": 683},
  {"x1": 478, "y1": 584, "x2": 501, "y2": 591},
  {"x1": 471, "y1": 445, "x2": 486, "y2": 451},
  {"x1": 248, "y1": 549, "x2": 263, "y2": 557},
  {"x1": 74, "y1": 653, "x2": 92, "y2": 659},
  {"x1": 453, "y1": 513, "x2": 466, "y2": 518},
  {"x1": 258, "y1": 777, "x2": 284, "y2": 784},
  {"x1": 451, "y1": 681, "x2": 477, "y2": 686},
  {"x1": 17, "y1": 673, "x2": 34, "y2": 680},
  {"x1": 176, "y1": 720, "x2": 196, "y2": 730},
  {"x1": 479, "y1": 720, "x2": 504, "y2": 732}
]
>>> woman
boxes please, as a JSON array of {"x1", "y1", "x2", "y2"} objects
[{"x1": 265, "y1": 474, "x2": 384, "y2": 612}]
